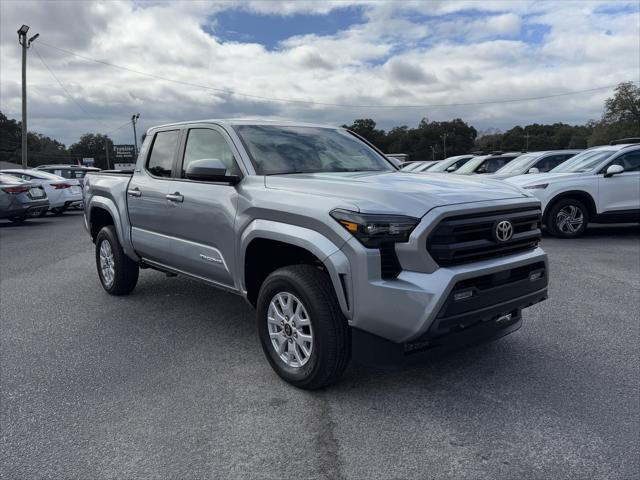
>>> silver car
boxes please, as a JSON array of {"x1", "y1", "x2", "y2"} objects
[
  {"x1": 1, "y1": 169, "x2": 83, "y2": 215},
  {"x1": 488, "y1": 150, "x2": 582, "y2": 179},
  {"x1": 0, "y1": 174, "x2": 49, "y2": 223}
]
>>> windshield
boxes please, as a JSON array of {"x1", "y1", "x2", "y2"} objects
[
  {"x1": 455, "y1": 156, "x2": 488, "y2": 173},
  {"x1": 495, "y1": 153, "x2": 540, "y2": 174},
  {"x1": 551, "y1": 150, "x2": 616, "y2": 173},
  {"x1": 233, "y1": 125, "x2": 394, "y2": 175},
  {"x1": 426, "y1": 156, "x2": 472, "y2": 172}
]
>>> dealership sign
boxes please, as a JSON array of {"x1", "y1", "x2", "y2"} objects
[{"x1": 114, "y1": 145, "x2": 136, "y2": 159}]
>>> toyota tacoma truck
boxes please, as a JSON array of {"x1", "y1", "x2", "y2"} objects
[{"x1": 83, "y1": 120, "x2": 548, "y2": 389}]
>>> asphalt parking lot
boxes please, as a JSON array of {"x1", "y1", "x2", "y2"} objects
[{"x1": 1, "y1": 212, "x2": 638, "y2": 479}]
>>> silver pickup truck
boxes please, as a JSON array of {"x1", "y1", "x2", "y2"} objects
[{"x1": 83, "y1": 120, "x2": 548, "y2": 389}]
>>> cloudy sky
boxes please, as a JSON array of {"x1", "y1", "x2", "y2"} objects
[{"x1": 0, "y1": 0, "x2": 638, "y2": 146}]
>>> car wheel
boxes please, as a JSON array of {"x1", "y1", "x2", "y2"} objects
[
  {"x1": 546, "y1": 198, "x2": 589, "y2": 238},
  {"x1": 38, "y1": 209, "x2": 48, "y2": 217},
  {"x1": 257, "y1": 264, "x2": 351, "y2": 390},
  {"x1": 8, "y1": 215, "x2": 26, "y2": 223},
  {"x1": 50, "y1": 207, "x2": 65, "y2": 216},
  {"x1": 95, "y1": 225, "x2": 139, "y2": 295}
]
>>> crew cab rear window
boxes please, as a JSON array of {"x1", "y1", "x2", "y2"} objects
[{"x1": 147, "y1": 130, "x2": 180, "y2": 177}]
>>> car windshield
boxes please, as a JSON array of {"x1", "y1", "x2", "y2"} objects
[
  {"x1": 29, "y1": 170, "x2": 65, "y2": 180},
  {"x1": 426, "y1": 156, "x2": 471, "y2": 172},
  {"x1": 455, "y1": 156, "x2": 488, "y2": 173},
  {"x1": 0, "y1": 174, "x2": 26, "y2": 184},
  {"x1": 233, "y1": 125, "x2": 394, "y2": 175},
  {"x1": 495, "y1": 153, "x2": 540, "y2": 174},
  {"x1": 550, "y1": 150, "x2": 616, "y2": 173}
]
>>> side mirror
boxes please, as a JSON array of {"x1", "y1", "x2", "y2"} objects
[
  {"x1": 185, "y1": 158, "x2": 240, "y2": 184},
  {"x1": 604, "y1": 164, "x2": 624, "y2": 178},
  {"x1": 527, "y1": 167, "x2": 539, "y2": 174},
  {"x1": 446, "y1": 166, "x2": 456, "y2": 172}
]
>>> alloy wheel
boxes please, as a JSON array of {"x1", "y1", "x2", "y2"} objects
[{"x1": 267, "y1": 292, "x2": 313, "y2": 368}]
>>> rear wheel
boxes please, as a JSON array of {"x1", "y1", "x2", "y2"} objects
[
  {"x1": 95, "y1": 225, "x2": 139, "y2": 295},
  {"x1": 546, "y1": 198, "x2": 589, "y2": 238},
  {"x1": 51, "y1": 207, "x2": 65, "y2": 216},
  {"x1": 257, "y1": 265, "x2": 350, "y2": 389}
]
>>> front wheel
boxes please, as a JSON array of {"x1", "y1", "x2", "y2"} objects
[
  {"x1": 50, "y1": 207, "x2": 65, "y2": 216},
  {"x1": 257, "y1": 265, "x2": 351, "y2": 390},
  {"x1": 546, "y1": 198, "x2": 589, "y2": 238},
  {"x1": 95, "y1": 226, "x2": 139, "y2": 295}
]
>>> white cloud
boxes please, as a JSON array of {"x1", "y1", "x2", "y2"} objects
[{"x1": 0, "y1": 0, "x2": 637, "y2": 146}]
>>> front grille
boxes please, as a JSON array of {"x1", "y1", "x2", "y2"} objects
[{"x1": 427, "y1": 207, "x2": 541, "y2": 267}]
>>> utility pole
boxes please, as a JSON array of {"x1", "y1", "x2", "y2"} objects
[
  {"x1": 131, "y1": 113, "x2": 140, "y2": 156},
  {"x1": 105, "y1": 140, "x2": 111, "y2": 170},
  {"x1": 524, "y1": 133, "x2": 530, "y2": 152},
  {"x1": 17, "y1": 25, "x2": 39, "y2": 169},
  {"x1": 441, "y1": 133, "x2": 448, "y2": 160},
  {"x1": 430, "y1": 145, "x2": 436, "y2": 161}
]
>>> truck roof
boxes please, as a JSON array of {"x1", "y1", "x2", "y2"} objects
[{"x1": 150, "y1": 118, "x2": 338, "y2": 133}]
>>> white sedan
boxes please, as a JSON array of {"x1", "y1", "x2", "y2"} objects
[
  {"x1": 507, "y1": 144, "x2": 640, "y2": 237},
  {"x1": 0, "y1": 169, "x2": 83, "y2": 215}
]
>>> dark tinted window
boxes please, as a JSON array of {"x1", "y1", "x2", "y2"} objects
[
  {"x1": 534, "y1": 154, "x2": 573, "y2": 172},
  {"x1": 182, "y1": 129, "x2": 237, "y2": 177},
  {"x1": 609, "y1": 151, "x2": 640, "y2": 172},
  {"x1": 477, "y1": 157, "x2": 515, "y2": 173},
  {"x1": 147, "y1": 130, "x2": 179, "y2": 177}
]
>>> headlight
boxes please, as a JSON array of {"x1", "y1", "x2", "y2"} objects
[
  {"x1": 523, "y1": 183, "x2": 548, "y2": 190},
  {"x1": 330, "y1": 209, "x2": 419, "y2": 248}
]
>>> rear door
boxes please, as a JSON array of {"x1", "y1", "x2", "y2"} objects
[
  {"x1": 597, "y1": 149, "x2": 640, "y2": 213},
  {"x1": 162, "y1": 125, "x2": 242, "y2": 288},
  {"x1": 128, "y1": 128, "x2": 182, "y2": 263}
]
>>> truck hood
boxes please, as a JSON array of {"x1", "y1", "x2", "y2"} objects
[
  {"x1": 506, "y1": 172, "x2": 586, "y2": 186},
  {"x1": 265, "y1": 171, "x2": 529, "y2": 218}
]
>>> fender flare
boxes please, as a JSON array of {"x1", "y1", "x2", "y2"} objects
[
  {"x1": 87, "y1": 197, "x2": 139, "y2": 261},
  {"x1": 543, "y1": 190, "x2": 597, "y2": 221},
  {"x1": 239, "y1": 219, "x2": 352, "y2": 319}
]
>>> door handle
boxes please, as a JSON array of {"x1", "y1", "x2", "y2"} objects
[
  {"x1": 127, "y1": 188, "x2": 142, "y2": 197},
  {"x1": 166, "y1": 192, "x2": 184, "y2": 203}
]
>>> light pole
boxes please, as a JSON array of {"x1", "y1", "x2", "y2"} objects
[
  {"x1": 441, "y1": 133, "x2": 448, "y2": 160},
  {"x1": 524, "y1": 133, "x2": 530, "y2": 152},
  {"x1": 17, "y1": 24, "x2": 39, "y2": 169},
  {"x1": 430, "y1": 145, "x2": 436, "y2": 161},
  {"x1": 131, "y1": 113, "x2": 140, "y2": 157}
]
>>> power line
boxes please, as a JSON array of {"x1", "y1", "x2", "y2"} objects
[{"x1": 37, "y1": 40, "x2": 635, "y2": 109}]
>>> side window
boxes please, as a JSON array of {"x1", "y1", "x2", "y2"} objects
[
  {"x1": 182, "y1": 128, "x2": 238, "y2": 178},
  {"x1": 535, "y1": 155, "x2": 571, "y2": 172},
  {"x1": 610, "y1": 151, "x2": 640, "y2": 172},
  {"x1": 147, "y1": 130, "x2": 180, "y2": 178}
]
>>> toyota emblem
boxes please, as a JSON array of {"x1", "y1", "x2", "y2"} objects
[{"x1": 495, "y1": 220, "x2": 514, "y2": 242}]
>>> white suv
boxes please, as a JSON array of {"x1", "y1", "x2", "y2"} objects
[{"x1": 507, "y1": 144, "x2": 640, "y2": 237}]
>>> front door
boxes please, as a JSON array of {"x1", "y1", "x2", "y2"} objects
[
  {"x1": 597, "y1": 149, "x2": 640, "y2": 213},
  {"x1": 128, "y1": 129, "x2": 181, "y2": 263},
  {"x1": 163, "y1": 126, "x2": 241, "y2": 289}
]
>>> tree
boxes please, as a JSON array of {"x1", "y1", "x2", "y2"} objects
[
  {"x1": 69, "y1": 133, "x2": 114, "y2": 169},
  {"x1": 588, "y1": 82, "x2": 640, "y2": 146},
  {"x1": 342, "y1": 118, "x2": 387, "y2": 149}
]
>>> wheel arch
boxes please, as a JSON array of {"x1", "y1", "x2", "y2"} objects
[
  {"x1": 240, "y1": 220, "x2": 351, "y2": 318},
  {"x1": 543, "y1": 190, "x2": 597, "y2": 224}
]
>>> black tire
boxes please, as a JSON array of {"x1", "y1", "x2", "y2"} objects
[
  {"x1": 257, "y1": 265, "x2": 351, "y2": 390},
  {"x1": 38, "y1": 209, "x2": 48, "y2": 217},
  {"x1": 546, "y1": 198, "x2": 589, "y2": 238},
  {"x1": 51, "y1": 207, "x2": 65, "y2": 216},
  {"x1": 8, "y1": 216, "x2": 26, "y2": 223},
  {"x1": 95, "y1": 225, "x2": 139, "y2": 295}
]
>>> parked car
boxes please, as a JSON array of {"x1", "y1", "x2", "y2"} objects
[
  {"x1": 408, "y1": 160, "x2": 441, "y2": 172},
  {"x1": 84, "y1": 120, "x2": 548, "y2": 389},
  {"x1": 35, "y1": 165, "x2": 99, "y2": 188},
  {"x1": 489, "y1": 150, "x2": 581, "y2": 179},
  {"x1": 454, "y1": 153, "x2": 522, "y2": 175},
  {"x1": 0, "y1": 174, "x2": 49, "y2": 222},
  {"x1": 0, "y1": 169, "x2": 83, "y2": 215},
  {"x1": 400, "y1": 161, "x2": 427, "y2": 171},
  {"x1": 507, "y1": 144, "x2": 640, "y2": 237},
  {"x1": 422, "y1": 155, "x2": 474, "y2": 173}
]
